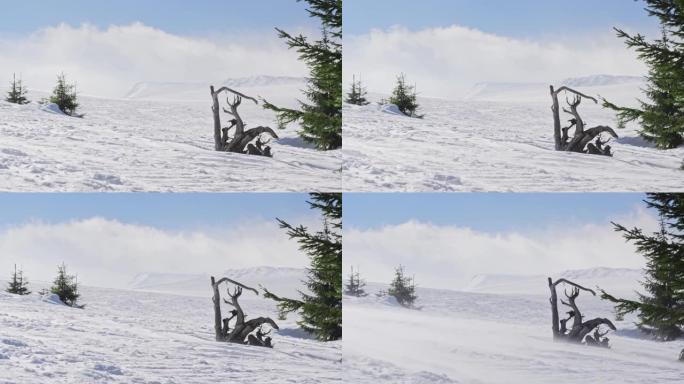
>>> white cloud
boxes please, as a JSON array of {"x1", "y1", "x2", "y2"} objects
[
  {"x1": 344, "y1": 25, "x2": 647, "y2": 99},
  {"x1": 0, "y1": 23, "x2": 307, "y2": 97},
  {"x1": 344, "y1": 207, "x2": 659, "y2": 290},
  {"x1": 0, "y1": 217, "x2": 309, "y2": 289}
]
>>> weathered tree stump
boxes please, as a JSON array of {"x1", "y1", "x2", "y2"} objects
[
  {"x1": 211, "y1": 276, "x2": 279, "y2": 347},
  {"x1": 210, "y1": 86, "x2": 278, "y2": 157},
  {"x1": 548, "y1": 277, "x2": 616, "y2": 346},
  {"x1": 550, "y1": 86, "x2": 618, "y2": 156}
]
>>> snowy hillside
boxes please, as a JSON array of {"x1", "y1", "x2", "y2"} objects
[
  {"x1": 129, "y1": 266, "x2": 307, "y2": 298},
  {"x1": 0, "y1": 76, "x2": 340, "y2": 192},
  {"x1": 464, "y1": 267, "x2": 643, "y2": 298},
  {"x1": 0, "y1": 282, "x2": 340, "y2": 383},
  {"x1": 343, "y1": 76, "x2": 683, "y2": 192},
  {"x1": 344, "y1": 281, "x2": 683, "y2": 384}
]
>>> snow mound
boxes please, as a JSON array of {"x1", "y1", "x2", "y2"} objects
[
  {"x1": 379, "y1": 104, "x2": 406, "y2": 116},
  {"x1": 39, "y1": 103, "x2": 67, "y2": 115},
  {"x1": 41, "y1": 293, "x2": 66, "y2": 306},
  {"x1": 463, "y1": 267, "x2": 643, "y2": 297}
]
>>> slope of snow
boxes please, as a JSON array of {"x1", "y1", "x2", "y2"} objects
[
  {"x1": 344, "y1": 282, "x2": 683, "y2": 384},
  {"x1": 129, "y1": 266, "x2": 307, "y2": 298},
  {"x1": 464, "y1": 267, "x2": 643, "y2": 298},
  {"x1": 343, "y1": 80, "x2": 683, "y2": 192},
  {"x1": 0, "y1": 78, "x2": 339, "y2": 192},
  {"x1": 0, "y1": 283, "x2": 340, "y2": 383}
]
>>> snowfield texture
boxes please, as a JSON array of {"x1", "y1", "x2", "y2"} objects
[
  {"x1": 0, "y1": 270, "x2": 341, "y2": 383},
  {"x1": 0, "y1": 76, "x2": 340, "y2": 192},
  {"x1": 343, "y1": 75, "x2": 684, "y2": 192},
  {"x1": 343, "y1": 268, "x2": 684, "y2": 384}
]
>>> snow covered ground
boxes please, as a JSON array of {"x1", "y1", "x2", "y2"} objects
[
  {"x1": 0, "y1": 268, "x2": 341, "y2": 383},
  {"x1": 343, "y1": 268, "x2": 684, "y2": 384},
  {"x1": 343, "y1": 75, "x2": 684, "y2": 192},
  {"x1": 0, "y1": 76, "x2": 340, "y2": 192}
]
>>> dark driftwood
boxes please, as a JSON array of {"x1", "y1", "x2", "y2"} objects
[
  {"x1": 210, "y1": 86, "x2": 278, "y2": 156},
  {"x1": 211, "y1": 276, "x2": 278, "y2": 347},
  {"x1": 548, "y1": 277, "x2": 616, "y2": 346},
  {"x1": 550, "y1": 86, "x2": 618, "y2": 156}
]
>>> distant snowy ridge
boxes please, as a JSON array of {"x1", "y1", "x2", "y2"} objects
[
  {"x1": 463, "y1": 267, "x2": 643, "y2": 297},
  {"x1": 464, "y1": 74, "x2": 646, "y2": 103},
  {"x1": 124, "y1": 75, "x2": 307, "y2": 100},
  {"x1": 561, "y1": 74, "x2": 644, "y2": 87},
  {"x1": 129, "y1": 266, "x2": 307, "y2": 297}
]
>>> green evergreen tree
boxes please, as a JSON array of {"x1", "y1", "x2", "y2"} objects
[
  {"x1": 51, "y1": 263, "x2": 80, "y2": 307},
  {"x1": 602, "y1": 1, "x2": 684, "y2": 149},
  {"x1": 601, "y1": 193, "x2": 684, "y2": 341},
  {"x1": 262, "y1": 193, "x2": 342, "y2": 341},
  {"x1": 344, "y1": 266, "x2": 368, "y2": 297},
  {"x1": 345, "y1": 75, "x2": 370, "y2": 106},
  {"x1": 387, "y1": 265, "x2": 417, "y2": 308},
  {"x1": 389, "y1": 73, "x2": 421, "y2": 118},
  {"x1": 49, "y1": 73, "x2": 79, "y2": 116},
  {"x1": 6, "y1": 264, "x2": 31, "y2": 295},
  {"x1": 5, "y1": 73, "x2": 29, "y2": 104},
  {"x1": 262, "y1": 0, "x2": 342, "y2": 150}
]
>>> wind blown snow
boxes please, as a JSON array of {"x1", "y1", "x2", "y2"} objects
[
  {"x1": 0, "y1": 279, "x2": 341, "y2": 383},
  {"x1": 344, "y1": 274, "x2": 683, "y2": 384},
  {"x1": 342, "y1": 77, "x2": 683, "y2": 192},
  {"x1": 0, "y1": 77, "x2": 340, "y2": 192}
]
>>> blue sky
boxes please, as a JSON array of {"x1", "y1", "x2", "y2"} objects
[
  {"x1": 0, "y1": 0, "x2": 315, "y2": 36},
  {"x1": 0, "y1": 193, "x2": 313, "y2": 231},
  {"x1": 344, "y1": 193, "x2": 648, "y2": 232},
  {"x1": 345, "y1": 0, "x2": 659, "y2": 37}
]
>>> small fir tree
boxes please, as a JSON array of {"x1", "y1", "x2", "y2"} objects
[
  {"x1": 50, "y1": 73, "x2": 79, "y2": 116},
  {"x1": 345, "y1": 75, "x2": 370, "y2": 106},
  {"x1": 51, "y1": 263, "x2": 80, "y2": 307},
  {"x1": 389, "y1": 73, "x2": 421, "y2": 117},
  {"x1": 601, "y1": 193, "x2": 684, "y2": 341},
  {"x1": 262, "y1": 0, "x2": 342, "y2": 150},
  {"x1": 602, "y1": 1, "x2": 684, "y2": 149},
  {"x1": 387, "y1": 265, "x2": 417, "y2": 308},
  {"x1": 6, "y1": 264, "x2": 31, "y2": 295},
  {"x1": 5, "y1": 73, "x2": 29, "y2": 104},
  {"x1": 344, "y1": 266, "x2": 368, "y2": 297},
  {"x1": 263, "y1": 193, "x2": 342, "y2": 341}
]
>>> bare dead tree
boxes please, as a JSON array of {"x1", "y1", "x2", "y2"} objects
[
  {"x1": 210, "y1": 86, "x2": 278, "y2": 157},
  {"x1": 548, "y1": 277, "x2": 616, "y2": 346},
  {"x1": 550, "y1": 86, "x2": 619, "y2": 156},
  {"x1": 211, "y1": 276, "x2": 279, "y2": 347}
]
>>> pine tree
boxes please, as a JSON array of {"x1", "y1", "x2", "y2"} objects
[
  {"x1": 51, "y1": 263, "x2": 80, "y2": 307},
  {"x1": 389, "y1": 73, "x2": 421, "y2": 118},
  {"x1": 50, "y1": 73, "x2": 79, "y2": 116},
  {"x1": 602, "y1": 1, "x2": 684, "y2": 149},
  {"x1": 344, "y1": 266, "x2": 368, "y2": 297},
  {"x1": 601, "y1": 193, "x2": 684, "y2": 341},
  {"x1": 345, "y1": 75, "x2": 370, "y2": 106},
  {"x1": 263, "y1": 193, "x2": 342, "y2": 341},
  {"x1": 6, "y1": 264, "x2": 31, "y2": 295},
  {"x1": 262, "y1": 0, "x2": 342, "y2": 150},
  {"x1": 387, "y1": 265, "x2": 418, "y2": 308},
  {"x1": 5, "y1": 73, "x2": 29, "y2": 105}
]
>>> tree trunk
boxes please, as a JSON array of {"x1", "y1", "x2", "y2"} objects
[
  {"x1": 550, "y1": 85, "x2": 618, "y2": 156},
  {"x1": 548, "y1": 277, "x2": 616, "y2": 345},
  {"x1": 210, "y1": 276, "x2": 279, "y2": 347},
  {"x1": 209, "y1": 86, "x2": 279, "y2": 156}
]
